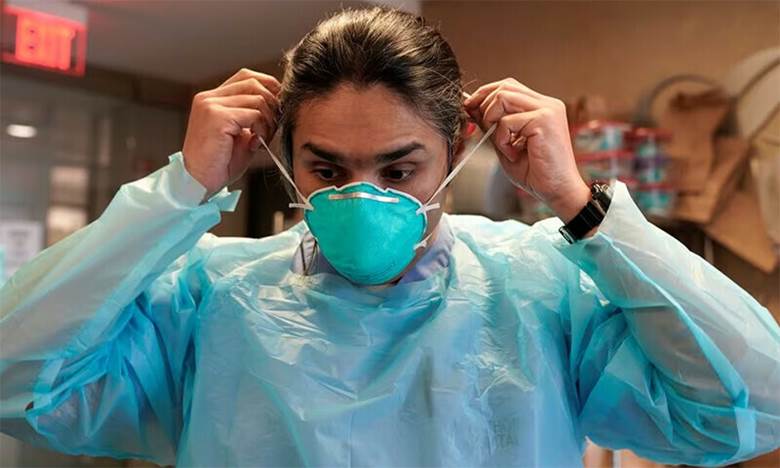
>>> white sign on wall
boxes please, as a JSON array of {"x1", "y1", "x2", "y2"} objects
[{"x1": 0, "y1": 220, "x2": 44, "y2": 281}]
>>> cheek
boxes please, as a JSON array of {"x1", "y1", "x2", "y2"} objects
[
  {"x1": 405, "y1": 156, "x2": 449, "y2": 201},
  {"x1": 291, "y1": 162, "x2": 323, "y2": 198},
  {"x1": 424, "y1": 209, "x2": 444, "y2": 235}
]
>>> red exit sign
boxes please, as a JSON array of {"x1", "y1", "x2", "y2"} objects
[{"x1": 1, "y1": 1, "x2": 87, "y2": 76}]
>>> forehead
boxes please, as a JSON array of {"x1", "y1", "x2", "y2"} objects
[{"x1": 293, "y1": 83, "x2": 444, "y2": 156}]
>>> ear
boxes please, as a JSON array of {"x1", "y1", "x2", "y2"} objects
[{"x1": 450, "y1": 121, "x2": 475, "y2": 167}]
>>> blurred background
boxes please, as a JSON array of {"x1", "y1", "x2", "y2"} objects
[{"x1": 0, "y1": 0, "x2": 778, "y2": 467}]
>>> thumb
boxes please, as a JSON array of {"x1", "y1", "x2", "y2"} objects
[
  {"x1": 233, "y1": 128, "x2": 256, "y2": 156},
  {"x1": 228, "y1": 129, "x2": 257, "y2": 177}
]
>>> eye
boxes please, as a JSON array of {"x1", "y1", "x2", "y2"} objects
[
  {"x1": 313, "y1": 166, "x2": 341, "y2": 181},
  {"x1": 382, "y1": 166, "x2": 414, "y2": 182}
]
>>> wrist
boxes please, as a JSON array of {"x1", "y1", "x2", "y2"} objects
[
  {"x1": 166, "y1": 152, "x2": 217, "y2": 208},
  {"x1": 548, "y1": 181, "x2": 591, "y2": 223},
  {"x1": 182, "y1": 158, "x2": 218, "y2": 201}
]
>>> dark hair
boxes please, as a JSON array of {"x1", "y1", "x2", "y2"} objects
[{"x1": 278, "y1": 6, "x2": 465, "y2": 169}]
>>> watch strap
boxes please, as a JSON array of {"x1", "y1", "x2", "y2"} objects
[{"x1": 558, "y1": 183, "x2": 612, "y2": 243}]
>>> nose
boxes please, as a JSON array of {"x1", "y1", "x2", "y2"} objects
[{"x1": 345, "y1": 170, "x2": 384, "y2": 188}]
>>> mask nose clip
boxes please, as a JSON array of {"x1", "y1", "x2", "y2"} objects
[
  {"x1": 258, "y1": 120, "x2": 497, "y2": 284},
  {"x1": 261, "y1": 118, "x2": 496, "y2": 215}
]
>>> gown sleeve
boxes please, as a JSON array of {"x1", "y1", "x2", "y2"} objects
[
  {"x1": 0, "y1": 152, "x2": 240, "y2": 465},
  {"x1": 548, "y1": 182, "x2": 780, "y2": 466}
]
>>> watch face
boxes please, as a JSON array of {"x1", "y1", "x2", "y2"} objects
[
  {"x1": 591, "y1": 182, "x2": 613, "y2": 209},
  {"x1": 590, "y1": 182, "x2": 609, "y2": 194}
]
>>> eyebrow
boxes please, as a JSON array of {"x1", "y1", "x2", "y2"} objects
[
  {"x1": 301, "y1": 142, "x2": 426, "y2": 165},
  {"x1": 302, "y1": 143, "x2": 343, "y2": 164}
]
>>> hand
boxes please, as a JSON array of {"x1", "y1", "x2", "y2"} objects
[
  {"x1": 182, "y1": 68, "x2": 281, "y2": 199},
  {"x1": 464, "y1": 78, "x2": 590, "y2": 222}
]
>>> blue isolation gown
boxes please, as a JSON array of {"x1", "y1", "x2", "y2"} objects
[{"x1": 1, "y1": 152, "x2": 779, "y2": 467}]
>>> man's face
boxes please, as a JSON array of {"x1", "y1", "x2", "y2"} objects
[{"x1": 291, "y1": 83, "x2": 460, "y2": 251}]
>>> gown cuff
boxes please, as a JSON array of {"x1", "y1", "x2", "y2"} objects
[
  {"x1": 168, "y1": 152, "x2": 241, "y2": 212},
  {"x1": 547, "y1": 181, "x2": 657, "y2": 281}
]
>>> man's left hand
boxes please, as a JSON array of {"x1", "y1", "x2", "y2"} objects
[{"x1": 464, "y1": 78, "x2": 590, "y2": 223}]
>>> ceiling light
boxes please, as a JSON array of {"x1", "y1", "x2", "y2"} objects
[{"x1": 6, "y1": 124, "x2": 37, "y2": 138}]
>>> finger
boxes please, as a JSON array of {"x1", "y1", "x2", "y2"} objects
[
  {"x1": 495, "y1": 110, "x2": 543, "y2": 142},
  {"x1": 464, "y1": 104, "x2": 481, "y2": 124},
  {"x1": 234, "y1": 128, "x2": 257, "y2": 157},
  {"x1": 463, "y1": 81, "x2": 500, "y2": 111},
  {"x1": 208, "y1": 93, "x2": 279, "y2": 134},
  {"x1": 218, "y1": 106, "x2": 264, "y2": 136},
  {"x1": 207, "y1": 93, "x2": 278, "y2": 114},
  {"x1": 220, "y1": 68, "x2": 281, "y2": 93},
  {"x1": 235, "y1": 97, "x2": 276, "y2": 140},
  {"x1": 465, "y1": 78, "x2": 545, "y2": 109},
  {"x1": 205, "y1": 78, "x2": 279, "y2": 102},
  {"x1": 495, "y1": 77, "x2": 546, "y2": 99},
  {"x1": 463, "y1": 80, "x2": 515, "y2": 109},
  {"x1": 209, "y1": 94, "x2": 275, "y2": 141},
  {"x1": 494, "y1": 111, "x2": 545, "y2": 161},
  {"x1": 511, "y1": 135, "x2": 528, "y2": 151},
  {"x1": 466, "y1": 81, "x2": 542, "y2": 128},
  {"x1": 253, "y1": 99, "x2": 277, "y2": 140},
  {"x1": 480, "y1": 88, "x2": 543, "y2": 126}
]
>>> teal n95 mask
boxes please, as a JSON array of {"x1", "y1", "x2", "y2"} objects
[{"x1": 258, "y1": 123, "x2": 496, "y2": 285}]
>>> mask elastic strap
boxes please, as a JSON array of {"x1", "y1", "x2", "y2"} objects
[
  {"x1": 415, "y1": 203, "x2": 440, "y2": 216},
  {"x1": 257, "y1": 137, "x2": 312, "y2": 210},
  {"x1": 413, "y1": 230, "x2": 436, "y2": 250},
  {"x1": 414, "y1": 120, "x2": 497, "y2": 250},
  {"x1": 424, "y1": 122, "x2": 497, "y2": 206}
]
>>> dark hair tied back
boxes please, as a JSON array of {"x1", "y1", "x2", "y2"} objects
[{"x1": 279, "y1": 7, "x2": 466, "y2": 167}]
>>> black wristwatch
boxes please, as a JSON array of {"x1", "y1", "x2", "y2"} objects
[{"x1": 558, "y1": 182, "x2": 613, "y2": 244}]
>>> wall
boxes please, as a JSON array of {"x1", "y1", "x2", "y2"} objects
[
  {"x1": 423, "y1": 0, "x2": 780, "y2": 317},
  {"x1": 0, "y1": 70, "x2": 187, "y2": 468},
  {"x1": 423, "y1": 0, "x2": 780, "y2": 118},
  {"x1": 212, "y1": 1, "x2": 780, "y2": 239},
  {"x1": 423, "y1": 2, "x2": 780, "y2": 466}
]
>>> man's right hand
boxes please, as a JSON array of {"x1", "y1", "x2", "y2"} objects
[{"x1": 182, "y1": 68, "x2": 281, "y2": 199}]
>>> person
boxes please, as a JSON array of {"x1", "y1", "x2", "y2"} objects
[{"x1": 1, "y1": 7, "x2": 779, "y2": 468}]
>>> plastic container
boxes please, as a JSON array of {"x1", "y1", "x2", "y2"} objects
[
  {"x1": 628, "y1": 127, "x2": 672, "y2": 160},
  {"x1": 634, "y1": 156, "x2": 671, "y2": 185},
  {"x1": 575, "y1": 150, "x2": 635, "y2": 183},
  {"x1": 634, "y1": 183, "x2": 677, "y2": 218},
  {"x1": 571, "y1": 120, "x2": 631, "y2": 154},
  {"x1": 627, "y1": 128, "x2": 676, "y2": 217}
]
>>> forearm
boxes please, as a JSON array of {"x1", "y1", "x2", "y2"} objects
[
  {"x1": 0, "y1": 153, "x2": 239, "y2": 413},
  {"x1": 553, "y1": 182, "x2": 780, "y2": 462},
  {"x1": 558, "y1": 184, "x2": 779, "y2": 406}
]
